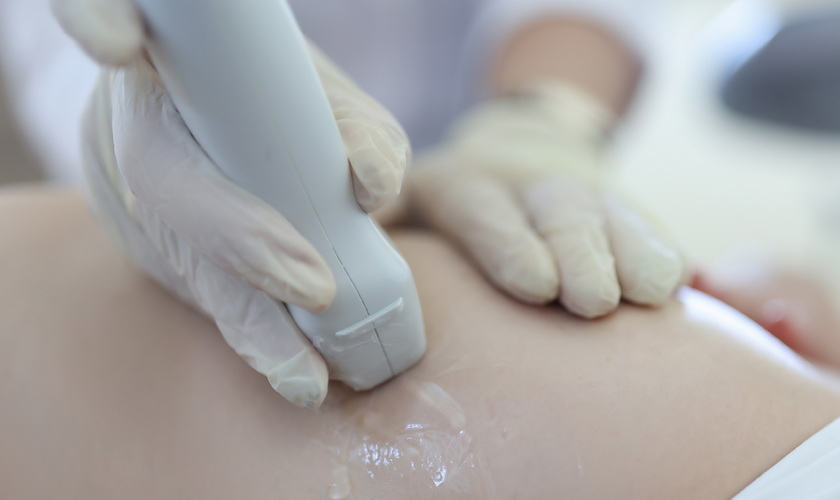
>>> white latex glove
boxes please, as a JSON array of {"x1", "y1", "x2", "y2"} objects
[
  {"x1": 53, "y1": 0, "x2": 410, "y2": 408},
  {"x1": 395, "y1": 82, "x2": 687, "y2": 318}
]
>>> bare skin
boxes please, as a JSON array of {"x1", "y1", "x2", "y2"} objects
[
  {"x1": 1, "y1": 188, "x2": 840, "y2": 499},
  {"x1": 694, "y1": 267, "x2": 840, "y2": 373},
  {"x1": 490, "y1": 17, "x2": 641, "y2": 115}
]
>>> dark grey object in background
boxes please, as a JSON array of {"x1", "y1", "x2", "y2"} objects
[
  {"x1": 0, "y1": 68, "x2": 43, "y2": 185},
  {"x1": 721, "y1": 8, "x2": 840, "y2": 132}
]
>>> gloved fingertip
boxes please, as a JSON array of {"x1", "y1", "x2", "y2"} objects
[
  {"x1": 350, "y1": 150, "x2": 406, "y2": 212},
  {"x1": 341, "y1": 123, "x2": 407, "y2": 212},
  {"x1": 267, "y1": 352, "x2": 329, "y2": 410},
  {"x1": 507, "y1": 275, "x2": 559, "y2": 305},
  {"x1": 259, "y1": 267, "x2": 336, "y2": 313},
  {"x1": 353, "y1": 174, "x2": 397, "y2": 214},
  {"x1": 52, "y1": 0, "x2": 144, "y2": 66},
  {"x1": 237, "y1": 238, "x2": 337, "y2": 312},
  {"x1": 276, "y1": 378, "x2": 328, "y2": 410},
  {"x1": 678, "y1": 255, "x2": 695, "y2": 288},
  {"x1": 494, "y1": 253, "x2": 560, "y2": 305},
  {"x1": 561, "y1": 279, "x2": 621, "y2": 319},
  {"x1": 621, "y1": 252, "x2": 686, "y2": 306}
]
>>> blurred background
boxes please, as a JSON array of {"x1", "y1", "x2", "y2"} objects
[
  {"x1": 612, "y1": 0, "x2": 840, "y2": 270},
  {"x1": 0, "y1": 68, "x2": 41, "y2": 184},
  {"x1": 1, "y1": 0, "x2": 839, "y2": 281}
]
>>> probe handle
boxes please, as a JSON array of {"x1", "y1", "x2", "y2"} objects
[{"x1": 133, "y1": 0, "x2": 425, "y2": 390}]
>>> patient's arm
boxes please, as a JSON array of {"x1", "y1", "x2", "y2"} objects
[{"x1": 2, "y1": 188, "x2": 840, "y2": 500}]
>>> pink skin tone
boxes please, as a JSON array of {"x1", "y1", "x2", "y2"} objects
[
  {"x1": 3, "y1": 189, "x2": 840, "y2": 499},
  {"x1": 692, "y1": 268, "x2": 840, "y2": 369}
]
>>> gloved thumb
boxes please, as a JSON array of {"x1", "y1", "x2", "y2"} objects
[{"x1": 51, "y1": 0, "x2": 144, "y2": 66}]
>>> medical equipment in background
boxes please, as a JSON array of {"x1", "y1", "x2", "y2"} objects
[
  {"x1": 717, "y1": 1, "x2": 840, "y2": 132},
  {"x1": 132, "y1": 0, "x2": 426, "y2": 391}
]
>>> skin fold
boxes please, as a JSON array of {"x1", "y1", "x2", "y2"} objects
[
  {"x1": 694, "y1": 267, "x2": 840, "y2": 371},
  {"x1": 1, "y1": 188, "x2": 840, "y2": 499}
]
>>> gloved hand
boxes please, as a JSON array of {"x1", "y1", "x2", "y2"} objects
[
  {"x1": 391, "y1": 81, "x2": 687, "y2": 318},
  {"x1": 53, "y1": 0, "x2": 409, "y2": 408}
]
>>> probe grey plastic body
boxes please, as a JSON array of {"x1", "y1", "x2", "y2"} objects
[{"x1": 133, "y1": 0, "x2": 426, "y2": 390}]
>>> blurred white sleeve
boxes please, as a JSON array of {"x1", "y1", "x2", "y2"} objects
[
  {"x1": 461, "y1": 0, "x2": 662, "y2": 98},
  {"x1": 0, "y1": 0, "x2": 96, "y2": 185}
]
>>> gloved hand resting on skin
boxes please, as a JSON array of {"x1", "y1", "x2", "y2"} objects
[
  {"x1": 387, "y1": 82, "x2": 688, "y2": 318},
  {"x1": 53, "y1": 0, "x2": 408, "y2": 409}
]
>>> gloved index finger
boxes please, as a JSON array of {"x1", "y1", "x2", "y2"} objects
[
  {"x1": 194, "y1": 261, "x2": 330, "y2": 409},
  {"x1": 52, "y1": 0, "x2": 144, "y2": 66},
  {"x1": 111, "y1": 59, "x2": 336, "y2": 313},
  {"x1": 407, "y1": 165, "x2": 559, "y2": 304},
  {"x1": 523, "y1": 178, "x2": 621, "y2": 319},
  {"x1": 603, "y1": 194, "x2": 687, "y2": 306},
  {"x1": 308, "y1": 43, "x2": 410, "y2": 213},
  {"x1": 145, "y1": 217, "x2": 331, "y2": 409}
]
